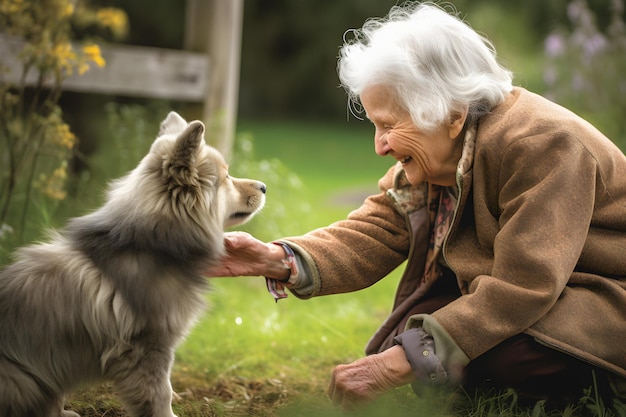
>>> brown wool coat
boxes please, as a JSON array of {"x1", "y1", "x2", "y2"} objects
[{"x1": 285, "y1": 88, "x2": 626, "y2": 378}]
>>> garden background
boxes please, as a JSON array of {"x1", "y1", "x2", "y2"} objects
[{"x1": 0, "y1": 0, "x2": 625, "y2": 416}]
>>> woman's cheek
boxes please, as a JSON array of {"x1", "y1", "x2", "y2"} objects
[{"x1": 390, "y1": 128, "x2": 418, "y2": 152}]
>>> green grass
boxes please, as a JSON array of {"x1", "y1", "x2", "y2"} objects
[
  {"x1": 234, "y1": 118, "x2": 394, "y2": 233},
  {"x1": 170, "y1": 120, "x2": 625, "y2": 417},
  {"x1": 1, "y1": 104, "x2": 622, "y2": 415},
  {"x1": 69, "y1": 117, "x2": 622, "y2": 416},
  {"x1": 59, "y1": 116, "x2": 413, "y2": 416},
  {"x1": 3, "y1": 1, "x2": 624, "y2": 411},
  {"x1": 168, "y1": 118, "x2": 413, "y2": 414},
  {"x1": 3, "y1": 113, "x2": 620, "y2": 416}
]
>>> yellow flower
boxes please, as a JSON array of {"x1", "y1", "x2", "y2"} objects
[
  {"x1": 52, "y1": 42, "x2": 77, "y2": 76},
  {"x1": 37, "y1": 163, "x2": 68, "y2": 201},
  {"x1": 61, "y1": 3, "x2": 74, "y2": 18},
  {"x1": 52, "y1": 164, "x2": 67, "y2": 180},
  {"x1": 50, "y1": 122, "x2": 76, "y2": 149},
  {"x1": 81, "y1": 43, "x2": 106, "y2": 72},
  {"x1": 77, "y1": 62, "x2": 90, "y2": 75},
  {"x1": 0, "y1": 0, "x2": 25, "y2": 15},
  {"x1": 96, "y1": 8, "x2": 128, "y2": 39}
]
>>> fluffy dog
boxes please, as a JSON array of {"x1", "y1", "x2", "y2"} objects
[{"x1": 0, "y1": 112, "x2": 266, "y2": 417}]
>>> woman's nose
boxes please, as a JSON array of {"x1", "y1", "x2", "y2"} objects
[{"x1": 374, "y1": 134, "x2": 391, "y2": 156}]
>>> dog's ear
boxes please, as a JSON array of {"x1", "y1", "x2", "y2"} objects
[
  {"x1": 159, "y1": 111, "x2": 188, "y2": 136},
  {"x1": 172, "y1": 120, "x2": 205, "y2": 170}
]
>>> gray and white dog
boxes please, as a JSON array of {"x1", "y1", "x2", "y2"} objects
[{"x1": 0, "y1": 112, "x2": 266, "y2": 417}]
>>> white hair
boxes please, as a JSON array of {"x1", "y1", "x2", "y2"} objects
[{"x1": 338, "y1": 2, "x2": 513, "y2": 131}]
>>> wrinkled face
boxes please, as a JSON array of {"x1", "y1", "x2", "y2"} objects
[{"x1": 360, "y1": 85, "x2": 465, "y2": 186}]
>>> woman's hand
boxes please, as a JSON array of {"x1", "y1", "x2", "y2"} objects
[
  {"x1": 327, "y1": 345, "x2": 415, "y2": 409},
  {"x1": 205, "y1": 231, "x2": 289, "y2": 280}
]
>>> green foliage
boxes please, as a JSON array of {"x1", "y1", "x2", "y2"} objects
[
  {"x1": 0, "y1": 0, "x2": 126, "y2": 250},
  {"x1": 236, "y1": 0, "x2": 619, "y2": 121},
  {"x1": 13, "y1": 112, "x2": 618, "y2": 416},
  {"x1": 88, "y1": 0, "x2": 623, "y2": 126},
  {"x1": 92, "y1": 101, "x2": 171, "y2": 176}
]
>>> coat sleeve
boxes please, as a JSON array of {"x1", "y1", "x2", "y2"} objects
[
  {"x1": 433, "y1": 131, "x2": 598, "y2": 360},
  {"x1": 283, "y1": 165, "x2": 410, "y2": 297}
]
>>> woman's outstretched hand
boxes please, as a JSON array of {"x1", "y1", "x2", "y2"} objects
[{"x1": 205, "y1": 231, "x2": 289, "y2": 279}]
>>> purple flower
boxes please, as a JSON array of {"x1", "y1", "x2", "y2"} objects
[
  {"x1": 568, "y1": 0, "x2": 594, "y2": 29},
  {"x1": 545, "y1": 33, "x2": 566, "y2": 57},
  {"x1": 567, "y1": 0, "x2": 583, "y2": 22},
  {"x1": 583, "y1": 33, "x2": 607, "y2": 57}
]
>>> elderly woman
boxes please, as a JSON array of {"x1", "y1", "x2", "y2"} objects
[{"x1": 211, "y1": 1, "x2": 626, "y2": 409}]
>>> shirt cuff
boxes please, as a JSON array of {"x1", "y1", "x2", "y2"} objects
[
  {"x1": 264, "y1": 242, "x2": 315, "y2": 301},
  {"x1": 393, "y1": 327, "x2": 448, "y2": 394},
  {"x1": 406, "y1": 314, "x2": 470, "y2": 385},
  {"x1": 273, "y1": 241, "x2": 315, "y2": 297}
]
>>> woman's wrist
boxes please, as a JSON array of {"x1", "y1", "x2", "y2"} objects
[
  {"x1": 264, "y1": 241, "x2": 292, "y2": 281},
  {"x1": 384, "y1": 345, "x2": 417, "y2": 385}
]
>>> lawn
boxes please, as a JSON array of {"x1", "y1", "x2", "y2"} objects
[
  {"x1": 63, "y1": 115, "x2": 422, "y2": 416},
  {"x1": 58, "y1": 114, "x2": 622, "y2": 417},
  {"x1": 1, "y1": 1, "x2": 623, "y2": 413}
]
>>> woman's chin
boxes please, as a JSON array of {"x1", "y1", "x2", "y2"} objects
[{"x1": 404, "y1": 168, "x2": 425, "y2": 185}]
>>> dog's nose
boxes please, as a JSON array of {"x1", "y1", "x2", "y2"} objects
[{"x1": 258, "y1": 182, "x2": 267, "y2": 194}]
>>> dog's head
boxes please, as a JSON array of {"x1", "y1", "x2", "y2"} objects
[
  {"x1": 149, "y1": 111, "x2": 266, "y2": 232},
  {"x1": 70, "y1": 112, "x2": 265, "y2": 269}
]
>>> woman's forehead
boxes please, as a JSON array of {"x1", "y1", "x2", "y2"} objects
[{"x1": 361, "y1": 85, "x2": 406, "y2": 120}]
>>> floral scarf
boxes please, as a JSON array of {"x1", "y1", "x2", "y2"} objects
[{"x1": 421, "y1": 184, "x2": 457, "y2": 286}]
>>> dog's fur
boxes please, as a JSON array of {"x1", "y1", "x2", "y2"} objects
[{"x1": 0, "y1": 112, "x2": 265, "y2": 417}]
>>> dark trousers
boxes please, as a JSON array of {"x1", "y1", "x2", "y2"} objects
[{"x1": 402, "y1": 273, "x2": 612, "y2": 407}]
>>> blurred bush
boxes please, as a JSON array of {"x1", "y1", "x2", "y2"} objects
[
  {"x1": 64, "y1": 0, "x2": 624, "y2": 130},
  {"x1": 0, "y1": 0, "x2": 127, "y2": 249},
  {"x1": 237, "y1": 0, "x2": 623, "y2": 121},
  {"x1": 543, "y1": 0, "x2": 626, "y2": 148}
]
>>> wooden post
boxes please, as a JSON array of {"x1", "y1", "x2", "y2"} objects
[{"x1": 184, "y1": 0, "x2": 244, "y2": 160}]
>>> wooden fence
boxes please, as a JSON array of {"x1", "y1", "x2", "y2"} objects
[{"x1": 0, "y1": 0, "x2": 243, "y2": 158}]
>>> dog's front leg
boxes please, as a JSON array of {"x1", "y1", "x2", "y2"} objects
[
  {"x1": 108, "y1": 348, "x2": 178, "y2": 417},
  {"x1": 57, "y1": 397, "x2": 81, "y2": 417}
]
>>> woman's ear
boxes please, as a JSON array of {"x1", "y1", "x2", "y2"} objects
[{"x1": 448, "y1": 109, "x2": 468, "y2": 139}]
